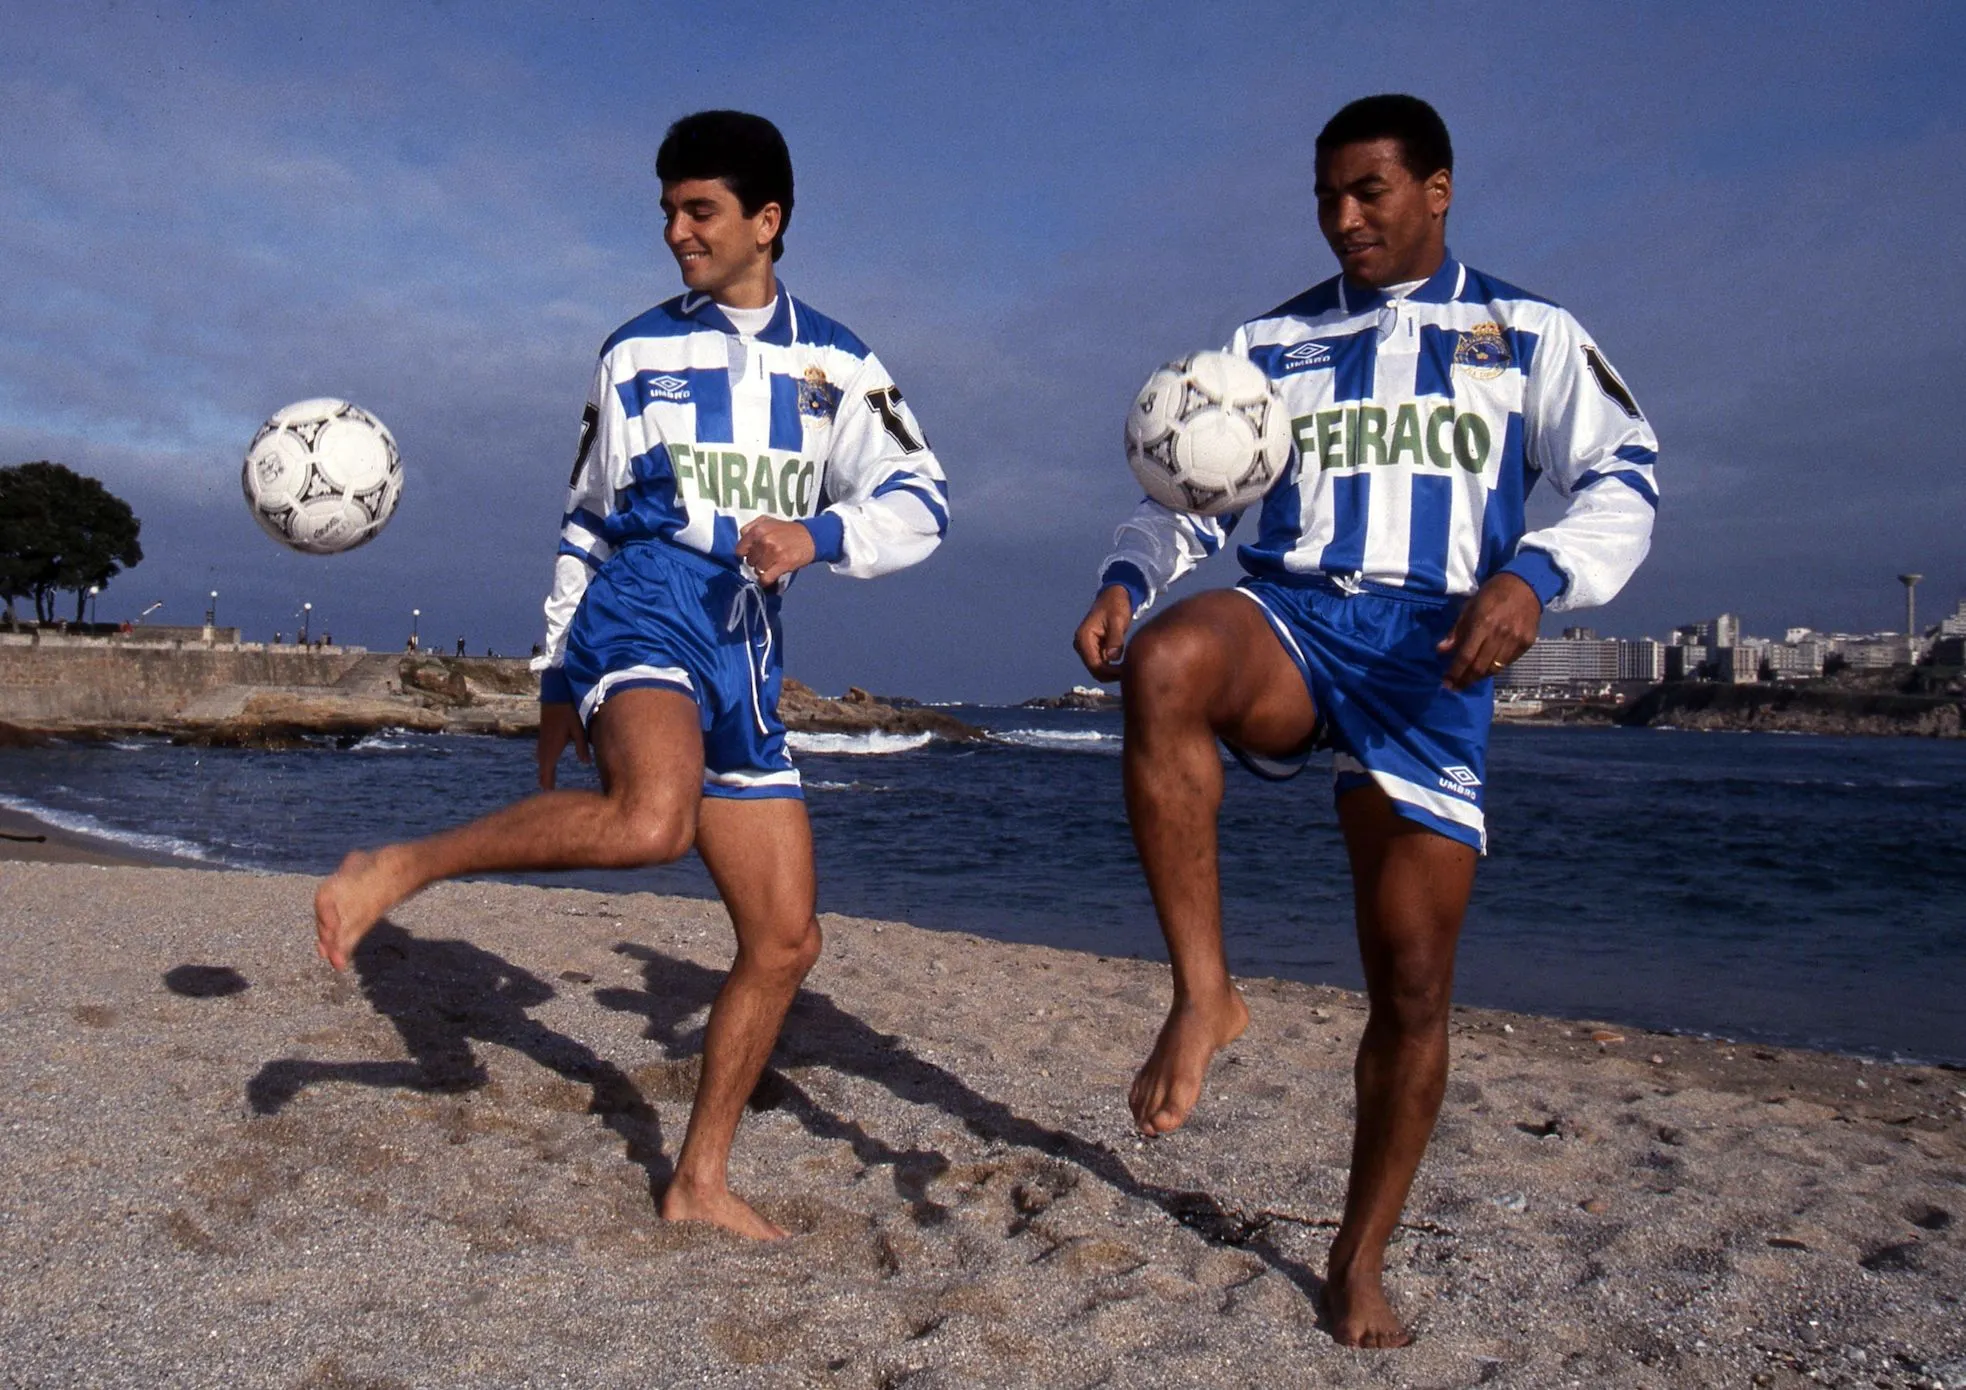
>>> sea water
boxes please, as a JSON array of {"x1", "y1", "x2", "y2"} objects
[{"x1": 2, "y1": 714, "x2": 1961, "y2": 1064}]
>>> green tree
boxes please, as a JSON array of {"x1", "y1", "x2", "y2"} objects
[{"x1": 0, "y1": 462, "x2": 143, "y2": 627}]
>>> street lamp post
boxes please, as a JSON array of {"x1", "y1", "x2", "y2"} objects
[
  {"x1": 300, "y1": 602, "x2": 312, "y2": 645},
  {"x1": 88, "y1": 586, "x2": 99, "y2": 626},
  {"x1": 208, "y1": 591, "x2": 219, "y2": 626},
  {"x1": 411, "y1": 608, "x2": 421, "y2": 651}
]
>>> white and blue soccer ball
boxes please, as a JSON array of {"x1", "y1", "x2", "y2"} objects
[
  {"x1": 241, "y1": 398, "x2": 403, "y2": 555},
  {"x1": 1124, "y1": 350, "x2": 1290, "y2": 516}
]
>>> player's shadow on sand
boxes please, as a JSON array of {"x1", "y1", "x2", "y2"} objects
[
  {"x1": 598, "y1": 941, "x2": 1329, "y2": 1305},
  {"x1": 246, "y1": 922, "x2": 671, "y2": 1197}
]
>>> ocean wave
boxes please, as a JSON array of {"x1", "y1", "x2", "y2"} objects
[
  {"x1": 0, "y1": 792, "x2": 216, "y2": 863},
  {"x1": 786, "y1": 730, "x2": 935, "y2": 756},
  {"x1": 804, "y1": 779, "x2": 892, "y2": 792},
  {"x1": 351, "y1": 731, "x2": 414, "y2": 752},
  {"x1": 989, "y1": 727, "x2": 1121, "y2": 753}
]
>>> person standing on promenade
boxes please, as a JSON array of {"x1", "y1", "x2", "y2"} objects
[
  {"x1": 316, "y1": 110, "x2": 949, "y2": 1240},
  {"x1": 1073, "y1": 94, "x2": 1658, "y2": 1345}
]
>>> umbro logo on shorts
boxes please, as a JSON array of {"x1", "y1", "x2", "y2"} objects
[{"x1": 1438, "y1": 765, "x2": 1482, "y2": 798}]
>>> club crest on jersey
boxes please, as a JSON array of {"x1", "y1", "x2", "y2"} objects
[
  {"x1": 1453, "y1": 323, "x2": 1511, "y2": 380},
  {"x1": 797, "y1": 366, "x2": 841, "y2": 420},
  {"x1": 1281, "y1": 340, "x2": 1335, "y2": 372}
]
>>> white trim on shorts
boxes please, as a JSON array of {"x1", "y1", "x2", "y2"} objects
[
  {"x1": 578, "y1": 664, "x2": 695, "y2": 727},
  {"x1": 1231, "y1": 585, "x2": 1310, "y2": 666},
  {"x1": 1333, "y1": 751, "x2": 1488, "y2": 852},
  {"x1": 703, "y1": 767, "x2": 803, "y2": 792}
]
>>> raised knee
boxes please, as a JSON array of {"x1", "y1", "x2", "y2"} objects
[
  {"x1": 1121, "y1": 622, "x2": 1218, "y2": 716},
  {"x1": 746, "y1": 915, "x2": 822, "y2": 982}
]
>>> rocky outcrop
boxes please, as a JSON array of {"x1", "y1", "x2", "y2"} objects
[
  {"x1": 0, "y1": 720, "x2": 54, "y2": 749},
  {"x1": 779, "y1": 681, "x2": 984, "y2": 742},
  {"x1": 1616, "y1": 681, "x2": 1966, "y2": 738},
  {"x1": 1020, "y1": 686, "x2": 1120, "y2": 710}
]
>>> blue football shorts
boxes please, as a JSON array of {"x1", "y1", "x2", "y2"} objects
[
  {"x1": 560, "y1": 540, "x2": 800, "y2": 801},
  {"x1": 1230, "y1": 578, "x2": 1492, "y2": 852}
]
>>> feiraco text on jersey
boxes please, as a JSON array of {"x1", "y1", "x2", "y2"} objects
[
  {"x1": 666, "y1": 442, "x2": 816, "y2": 518},
  {"x1": 1291, "y1": 402, "x2": 1493, "y2": 475}
]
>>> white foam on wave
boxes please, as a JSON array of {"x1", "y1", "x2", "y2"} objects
[
  {"x1": 989, "y1": 727, "x2": 1121, "y2": 753},
  {"x1": 786, "y1": 730, "x2": 935, "y2": 756},
  {"x1": 351, "y1": 731, "x2": 413, "y2": 752},
  {"x1": 0, "y1": 792, "x2": 217, "y2": 863}
]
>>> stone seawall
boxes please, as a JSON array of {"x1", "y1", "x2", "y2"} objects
[
  {"x1": 0, "y1": 642, "x2": 982, "y2": 745},
  {"x1": 0, "y1": 642, "x2": 391, "y2": 723}
]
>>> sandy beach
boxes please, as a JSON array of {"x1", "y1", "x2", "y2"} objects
[
  {"x1": 1, "y1": 842, "x2": 1961, "y2": 1387},
  {"x1": 0, "y1": 803, "x2": 180, "y2": 868}
]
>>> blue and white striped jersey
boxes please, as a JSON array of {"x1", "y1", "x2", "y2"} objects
[
  {"x1": 534, "y1": 289, "x2": 948, "y2": 698},
  {"x1": 1100, "y1": 258, "x2": 1658, "y2": 614}
]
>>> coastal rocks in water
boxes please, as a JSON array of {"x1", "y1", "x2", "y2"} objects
[
  {"x1": 0, "y1": 720, "x2": 54, "y2": 748},
  {"x1": 779, "y1": 679, "x2": 983, "y2": 742},
  {"x1": 398, "y1": 657, "x2": 541, "y2": 708},
  {"x1": 1021, "y1": 684, "x2": 1120, "y2": 710},
  {"x1": 172, "y1": 692, "x2": 450, "y2": 749},
  {"x1": 1618, "y1": 679, "x2": 1965, "y2": 738},
  {"x1": 160, "y1": 670, "x2": 982, "y2": 745}
]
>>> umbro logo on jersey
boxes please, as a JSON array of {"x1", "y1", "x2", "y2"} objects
[
  {"x1": 644, "y1": 375, "x2": 690, "y2": 401},
  {"x1": 1282, "y1": 340, "x2": 1335, "y2": 370}
]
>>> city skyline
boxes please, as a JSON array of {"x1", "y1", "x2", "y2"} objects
[{"x1": 4, "y1": 5, "x2": 1964, "y2": 701}]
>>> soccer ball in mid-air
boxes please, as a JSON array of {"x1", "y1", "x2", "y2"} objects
[
  {"x1": 241, "y1": 398, "x2": 403, "y2": 555},
  {"x1": 1124, "y1": 350, "x2": 1291, "y2": 516}
]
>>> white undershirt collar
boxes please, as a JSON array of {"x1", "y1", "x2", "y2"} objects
[{"x1": 719, "y1": 297, "x2": 778, "y2": 337}]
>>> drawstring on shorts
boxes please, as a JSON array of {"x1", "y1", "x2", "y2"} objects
[{"x1": 725, "y1": 577, "x2": 774, "y2": 737}]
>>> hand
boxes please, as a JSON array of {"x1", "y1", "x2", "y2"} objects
[
  {"x1": 1437, "y1": 572, "x2": 1542, "y2": 690},
  {"x1": 1073, "y1": 585, "x2": 1135, "y2": 682},
  {"x1": 537, "y1": 702, "x2": 590, "y2": 789},
  {"x1": 736, "y1": 516, "x2": 818, "y2": 588}
]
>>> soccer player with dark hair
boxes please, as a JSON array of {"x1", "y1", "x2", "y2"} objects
[
  {"x1": 1074, "y1": 93, "x2": 1658, "y2": 1345},
  {"x1": 316, "y1": 110, "x2": 948, "y2": 1240}
]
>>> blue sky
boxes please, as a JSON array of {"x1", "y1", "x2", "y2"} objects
[{"x1": 5, "y1": 2, "x2": 1963, "y2": 700}]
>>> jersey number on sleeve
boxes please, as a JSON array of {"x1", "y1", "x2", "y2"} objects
[
  {"x1": 570, "y1": 403, "x2": 599, "y2": 486},
  {"x1": 865, "y1": 386, "x2": 925, "y2": 454},
  {"x1": 1582, "y1": 347, "x2": 1642, "y2": 420}
]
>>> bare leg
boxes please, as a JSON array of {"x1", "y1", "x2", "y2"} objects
[
  {"x1": 314, "y1": 689, "x2": 703, "y2": 968},
  {"x1": 660, "y1": 793, "x2": 821, "y2": 1240},
  {"x1": 1120, "y1": 590, "x2": 1317, "y2": 1135},
  {"x1": 1322, "y1": 784, "x2": 1476, "y2": 1349}
]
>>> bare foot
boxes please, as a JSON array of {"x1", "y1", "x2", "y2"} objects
[
  {"x1": 313, "y1": 848, "x2": 407, "y2": 970},
  {"x1": 661, "y1": 1174, "x2": 788, "y2": 1240},
  {"x1": 1128, "y1": 988, "x2": 1250, "y2": 1135},
  {"x1": 1323, "y1": 1260, "x2": 1412, "y2": 1349}
]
